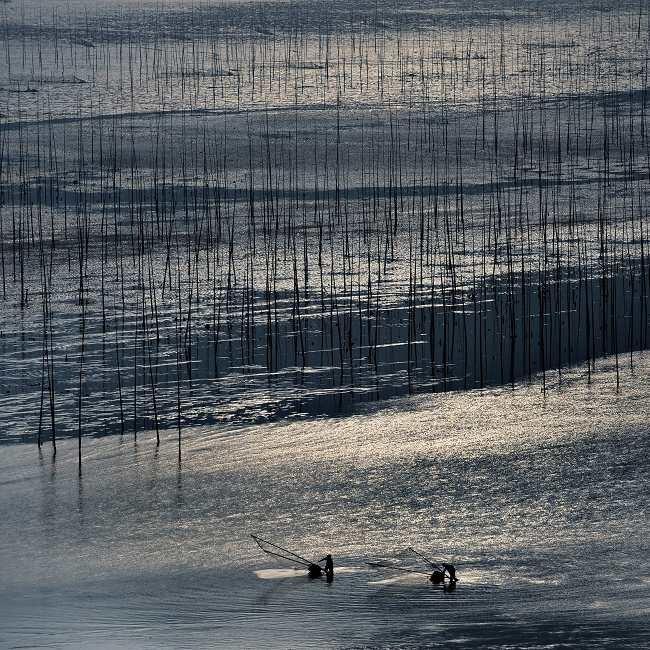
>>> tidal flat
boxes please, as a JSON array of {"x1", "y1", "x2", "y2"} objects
[{"x1": 1, "y1": 0, "x2": 649, "y2": 647}]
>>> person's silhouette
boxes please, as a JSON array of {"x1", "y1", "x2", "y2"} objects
[
  {"x1": 321, "y1": 554, "x2": 334, "y2": 582},
  {"x1": 442, "y1": 563, "x2": 457, "y2": 582}
]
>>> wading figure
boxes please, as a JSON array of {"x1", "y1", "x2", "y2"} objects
[
  {"x1": 442, "y1": 563, "x2": 457, "y2": 583},
  {"x1": 308, "y1": 554, "x2": 334, "y2": 580},
  {"x1": 321, "y1": 554, "x2": 334, "y2": 582}
]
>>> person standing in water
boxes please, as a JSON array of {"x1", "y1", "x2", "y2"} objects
[
  {"x1": 308, "y1": 554, "x2": 334, "y2": 580},
  {"x1": 321, "y1": 554, "x2": 334, "y2": 582},
  {"x1": 442, "y1": 563, "x2": 457, "y2": 583}
]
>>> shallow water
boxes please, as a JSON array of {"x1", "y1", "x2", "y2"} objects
[
  {"x1": 1, "y1": 1, "x2": 650, "y2": 647},
  {"x1": 1, "y1": 355, "x2": 648, "y2": 648}
]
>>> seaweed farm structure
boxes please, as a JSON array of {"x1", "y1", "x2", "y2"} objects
[{"x1": 0, "y1": 0, "x2": 649, "y2": 466}]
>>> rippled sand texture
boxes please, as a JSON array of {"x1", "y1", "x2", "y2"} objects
[
  {"x1": 1, "y1": 356, "x2": 649, "y2": 648},
  {"x1": 1, "y1": 1, "x2": 649, "y2": 442}
]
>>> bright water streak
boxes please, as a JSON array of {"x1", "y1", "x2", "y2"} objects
[{"x1": 1, "y1": 355, "x2": 649, "y2": 649}]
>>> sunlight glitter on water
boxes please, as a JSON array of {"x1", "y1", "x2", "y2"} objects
[
  {"x1": 1, "y1": 354, "x2": 649, "y2": 648},
  {"x1": 1, "y1": 3, "x2": 649, "y2": 645}
]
